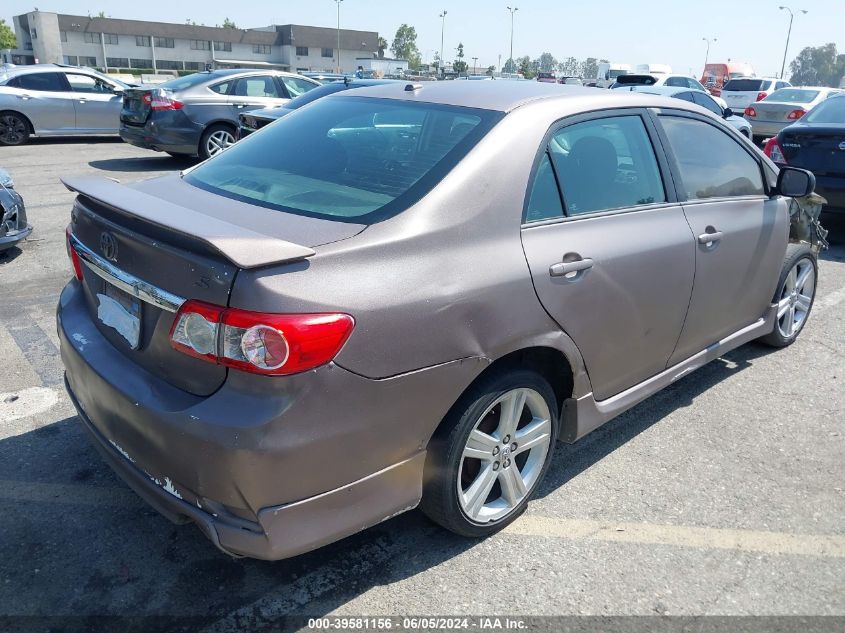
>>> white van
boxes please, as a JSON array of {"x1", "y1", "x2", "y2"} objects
[{"x1": 594, "y1": 62, "x2": 632, "y2": 88}]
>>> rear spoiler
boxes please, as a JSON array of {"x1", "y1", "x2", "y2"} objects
[{"x1": 62, "y1": 175, "x2": 315, "y2": 269}]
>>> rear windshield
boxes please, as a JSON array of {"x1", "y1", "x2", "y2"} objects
[
  {"x1": 803, "y1": 96, "x2": 845, "y2": 124},
  {"x1": 538, "y1": 73, "x2": 555, "y2": 79},
  {"x1": 764, "y1": 88, "x2": 819, "y2": 103},
  {"x1": 723, "y1": 79, "x2": 766, "y2": 92},
  {"x1": 614, "y1": 75, "x2": 656, "y2": 86},
  {"x1": 158, "y1": 72, "x2": 218, "y2": 91},
  {"x1": 185, "y1": 96, "x2": 502, "y2": 223}
]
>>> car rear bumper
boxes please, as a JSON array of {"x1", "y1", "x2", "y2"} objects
[
  {"x1": 119, "y1": 116, "x2": 201, "y2": 155},
  {"x1": 58, "y1": 279, "x2": 485, "y2": 559},
  {"x1": 748, "y1": 120, "x2": 787, "y2": 137},
  {"x1": 0, "y1": 224, "x2": 32, "y2": 251}
]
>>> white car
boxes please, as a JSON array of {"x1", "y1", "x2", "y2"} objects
[
  {"x1": 621, "y1": 85, "x2": 752, "y2": 138},
  {"x1": 611, "y1": 74, "x2": 711, "y2": 93},
  {"x1": 721, "y1": 77, "x2": 791, "y2": 112}
]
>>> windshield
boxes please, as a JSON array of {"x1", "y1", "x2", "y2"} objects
[
  {"x1": 803, "y1": 96, "x2": 845, "y2": 124},
  {"x1": 723, "y1": 79, "x2": 764, "y2": 92},
  {"x1": 185, "y1": 96, "x2": 502, "y2": 223},
  {"x1": 764, "y1": 88, "x2": 819, "y2": 103},
  {"x1": 607, "y1": 70, "x2": 629, "y2": 79}
]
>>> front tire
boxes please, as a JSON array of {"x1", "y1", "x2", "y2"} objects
[
  {"x1": 0, "y1": 112, "x2": 31, "y2": 146},
  {"x1": 758, "y1": 243, "x2": 817, "y2": 348},
  {"x1": 421, "y1": 369, "x2": 559, "y2": 537}
]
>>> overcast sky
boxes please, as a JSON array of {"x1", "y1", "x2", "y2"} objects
[{"x1": 4, "y1": 0, "x2": 843, "y2": 77}]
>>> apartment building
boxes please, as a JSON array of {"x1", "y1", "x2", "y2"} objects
[{"x1": 5, "y1": 11, "x2": 379, "y2": 74}]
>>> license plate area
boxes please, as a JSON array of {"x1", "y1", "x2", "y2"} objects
[{"x1": 96, "y1": 283, "x2": 141, "y2": 349}]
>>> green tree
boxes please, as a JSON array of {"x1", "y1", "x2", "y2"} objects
[
  {"x1": 536, "y1": 52, "x2": 557, "y2": 73},
  {"x1": 503, "y1": 58, "x2": 517, "y2": 74},
  {"x1": 0, "y1": 19, "x2": 17, "y2": 51},
  {"x1": 789, "y1": 43, "x2": 845, "y2": 87},
  {"x1": 391, "y1": 24, "x2": 421, "y2": 69},
  {"x1": 579, "y1": 57, "x2": 602, "y2": 81},
  {"x1": 222, "y1": 17, "x2": 238, "y2": 29},
  {"x1": 97, "y1": 11, "x2": 106, "y2": 18},
  {"x1": 486, "y1": 65, "x2": 495, "y2": 76},
  {"x1": 557, "y1": 56, "x2": 580, "y2": 77},
  {"x1": 377, "y1": 36, "x2": 388, "y2": 59},
  {"x1": 517, "y1": 55, "x2": 534, "y2": 79},
  {"x1": 453, "y1": 42, "x2": 467, "y2": 74}
]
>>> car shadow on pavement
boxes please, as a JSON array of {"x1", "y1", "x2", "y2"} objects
[
  {"x1": 0, "y1": 344, "x2": 778, "y2": 629},
  {"x1": 27, "y1": 136, "x2": 123, "y2": 146},
  {"x1": 0, "y1": 245, "x2": 23, "y2": 264},
  {"x1": 89, "y1": 155, "x2": 196, "y2": 173}
]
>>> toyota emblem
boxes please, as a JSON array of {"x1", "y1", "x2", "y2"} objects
[{"x1": 100, "y1": 232, "x2": 118, "y2": 262}]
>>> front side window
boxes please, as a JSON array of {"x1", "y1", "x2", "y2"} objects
[
  {"x1": 66, "y1": 73, "x2": 113, "y2": 93},
  {"x1": 660, "y1": 116, "x2": 764, "y2": 200},
  {"x1": 185, "y1": 97, "x2": 500, "y2": 222},
  {"x1": 549, "y1": 115, "x2": 666, "y2": 216},
  {"x1": 280, "y1": 76, "x2": 317, "y2": 98},
  {"x1": 14, "y1": 72, "x2": 66, "y2": 92},
  {"x1": 233, "y1": 76, "x2": 280, "y2": 98}
]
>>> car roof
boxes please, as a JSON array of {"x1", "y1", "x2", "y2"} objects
[
  {"x1": 621, "y1": 85, "x2": 697, "y2": 96},
  {"x1": 325, "y1": 80, "x2": 712, "y2": 115}
]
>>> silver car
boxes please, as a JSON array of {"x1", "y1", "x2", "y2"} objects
[
  {"x1": 744, "y1": 87, "x2": 844, "y2": 140},
  {"x1": 0, "y1": 64, "x2": 130, "y2": 145}
]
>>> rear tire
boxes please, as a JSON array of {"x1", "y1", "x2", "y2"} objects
[
  {"x1": 758, "y1": 243, "x2": 817, "y2": 348},
  {"x1": 199, "y1": 124, "x2": 235, "y2": 160},
  {"x1": 0, "y1": 112, "x2": 31, "y2": 146},
  {"x1": 420, "y1": 369, "x2": 559, "y2": 538}
]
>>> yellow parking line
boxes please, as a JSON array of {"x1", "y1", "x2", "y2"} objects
[{"x1": 504, "y1": 515, "x2": 845, "y2": 558}]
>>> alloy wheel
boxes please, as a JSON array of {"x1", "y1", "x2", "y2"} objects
[
  {"x1": 0, "y1": 115, "x2": 27, "y2": 145},
  {"x1": 776, "y1": 257, "x2": 815, "y2": 339},
  {"x1": 206, "y1": 129, "x2": 234, "y2": 157},
  {"x1": 457, "y1": 387, "x2": 552, "y2": 524}
]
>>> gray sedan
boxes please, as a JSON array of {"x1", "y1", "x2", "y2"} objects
[
  {"x1": 0, "y1": 64, "x2": 130, "y2": 145},
  {"x1": 61, "y1": 81, "x2": 817, "y2": 560},
  {"x1": 744, "y1": 87, "x2": 844, "y2": 140}
]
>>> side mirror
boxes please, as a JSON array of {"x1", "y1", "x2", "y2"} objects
[
  {"x1": 723, "y1": 107, "x2": 734, "y2": 119},
  {"x1": 776, "y1": 166, "x2": 815, "y2": 198}
]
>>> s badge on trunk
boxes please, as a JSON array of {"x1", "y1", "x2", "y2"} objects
[{"x1": 100, "y1": 232, "x2": 118, "y2": 262}]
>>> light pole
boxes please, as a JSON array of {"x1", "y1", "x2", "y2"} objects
[
  {"x1": 334, "y1": 0, "x2": 343, "y2": 74},
  {"x1": 779, "y1": 6, "x2": 807, "y2": 79},
  {"x1": 506, "y1": 6, "x2": 518, "y2": 71},
  {"x1": 472, "y1": 56, "x2": 478, "y2": 75},
  {"x1": 439, "y1": 10, "x2": 447, "y2": 78},
  {"x1": 702, "y1": 37, "x2": 716, "y2": 68}
]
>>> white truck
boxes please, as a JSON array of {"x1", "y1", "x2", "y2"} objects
[
  {"x1": 635, "y1": 63, "x2": 673, "y2": 75},
  {"x1": 593, "y1": 62, "x2": 632, "y2": 88}
]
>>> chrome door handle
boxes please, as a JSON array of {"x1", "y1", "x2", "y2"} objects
[
  {"x1": 549, "y1": 258, "x2": 594, "y2": 277},
  {"x1": 19, "y1": 94, "x2": 31, "y2": 100},
  {"x1": 697, "y1": 231, "x2": 724, "y2": 244},
  {"x1": 235, "y1": 104, "x2": 247, "y2": 109}
]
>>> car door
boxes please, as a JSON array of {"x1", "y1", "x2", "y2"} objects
[
  {"x1": 64, "y1": 72, "x2": 123, "y2": 132},
  {"x1": 228, "y1": 75, "x2": 287, "y2": 115},
  {"x1": 5, "y1": 72, "x2": 76, "y2": 132},
  {"x1": 654, "y1": 111, "x2": 788, "y2": 366},
  {"x1": 520, "y1": 110, "x2": 696, "y2": 400}
]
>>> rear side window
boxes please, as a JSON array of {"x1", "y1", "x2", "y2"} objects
[
  {"x1": 549, "y1": 115, "x2": 665, "y2": 216},
  {"x1": 723, "y1": 79, "x2": 763, "y2": 92},
  {"x1": 664, "y1": 76, "x2": 687, "y2": 87},
  {"x1": 803, "y1": 96, "x2": 845, "y2": 123},
  {"x1": 691, "y1": 92, "x2": 723, "y2": 116},
  {"x1": 526, "y1": 153, "x2": 564, "y2": 222},
  {"x1": 660, "y1": 116, "x2": 764, "y2": 200},
  {"x1": 12, "y1": 72, "x2": 66, "y2": 91},
  {"x1": 185, "y1": 96, "x2": 501, "y2": 222},
  {"x1": 208, "y1": 80, "x2": 233, "y2": 95},
  {"x1": 280, "y1": 76, "x2": 317, "y2": 98},
  {"x1": 233, "y1": 76, "x2": 280, "y2": 98}
]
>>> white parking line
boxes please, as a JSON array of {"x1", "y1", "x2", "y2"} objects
[{"x1": 504, "y1": 515, "x2": 845, "y2": 558}]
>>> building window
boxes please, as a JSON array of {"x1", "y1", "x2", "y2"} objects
[
  {"x1": 321, "y1": 48, "x2": 333, "y2": 58},
  {"x1": 296, "y1": 46, "x2": 308, "y2": 57},
  {"x1": 78, "y1": 56, "x2": 97, "y2": 67},
  {"x1": 64, "y1": 55, "x2": 78, "y2": 65},
  {"x1": 184, "y1": 61, "x2": 203, "y2": 71},
  {"x1": 107, "y1": 57, "x2": 129, "y2": 68},
  {"x1": 24, "y1": 42, "x2": 33, "y2": 50},
  {"x1": 253, "y1": 44, "x2": 271, "y2": 54},
  {"x1": 135, "y1": 35, "x2": 151, "y2": 47},
  {"x1": 104, "y1": 33, "x2": 119, "y2": 45},
  {"x1": 155, "y1": 37, "x2": 175, "y2": 48},
  {"x1": 215, "y1": 41, "x2": 232, "y2": 52},
  {"x1": 12, "y1": 55, "x2": 36, "y2": 65},
  {"x1": 60, "y1": 31, "x2": 68, "y2": 42},
  {"x1": 31, "y1": 28, "x2": 37, "y2": 39},
  {"x1": 190, "y1": 40, "x2": 211, "y2": 51},
  {"x1": 130, "y1": 58, "x2": 152, "y2": 69},
  {"x1": 84, "y1": 32, "x2": 98, "y2": 44},
  {"x1": 157, "y1": 60, "x2": 183, "y2": 70}
]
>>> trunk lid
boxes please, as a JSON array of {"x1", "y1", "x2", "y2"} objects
[
  {"x1": 780, "y1": 125, "x2": 845, "y2": 174},
  {"x1": 120, "y1": 86, "x2": 154, "y2": 126},
  {"x1": 64, "y1": 174, "x2": 365, "y2": 396}
]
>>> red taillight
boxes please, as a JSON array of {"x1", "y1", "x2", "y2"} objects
[
  {"x1": 786, "y1": 109, "x2": 806, "y2": 120},
  {"x1": 65, "y1": 227, "x2": 83, "y2": 281},
  {"x1": 756, "y1": 92, "x2": 766, "y2": 101},
  {"x1": 763, "y1": 137, "x2": 787, "y2": 164},
  {"x1": 744, "y1": 106, "x2": 757, "y2": 118},
  {"x1": 144, "y1": 91, "x2": 184, "y2": 111},
  {"x1": 169, "y1": 300, "x2": 355, "y2": 376}
]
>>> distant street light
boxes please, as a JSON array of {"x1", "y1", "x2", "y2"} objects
[
  {"x1": 472, "y1": 56, "x2": 478, "y2": 74},
  {"x1": 779, "y1": 6, "x2": 808, "y2": 79},
  {"x1": 439, "y1": 10, "x2": 447, "y2": 78},
  {"x1": 506, "y1": 6, "x2": 518, "y2": 70},
  {"x1": 334, "y1": 0, "x2": 343, "y2": 74},
  {"x1": 702, "y1": 37, "x2": 717, "y2": 68}
]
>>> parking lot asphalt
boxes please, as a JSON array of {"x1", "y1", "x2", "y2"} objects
[{"x1": 0, "y1": 139, "x2": 843, "y2": 628}]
